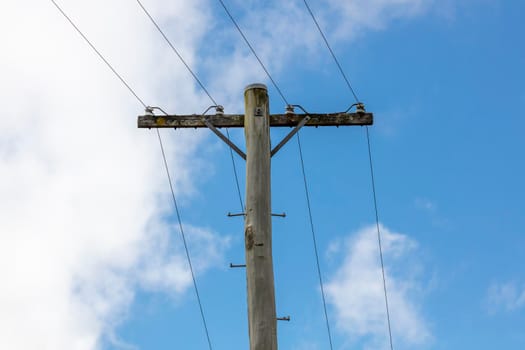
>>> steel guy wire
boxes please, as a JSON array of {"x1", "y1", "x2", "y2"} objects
[
  {"x1": 135, "y1": 0, "x2": 244, "y2": 212},
  {"x1": 302, "y1": 2, "x2": 394, "y2": 349},
  {"x1": 302, "y1": 0, "x2": 360, "y2": 103},
  {"x1": 50, "y1": 2, "x2": 213, "y2": 348},
  {"x1": 216, "y1": 0, "x2": 289, "y2": 106}
]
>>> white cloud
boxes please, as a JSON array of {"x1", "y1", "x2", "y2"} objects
[
  {"x1": 486, "y1": 281, "x2": 525, "y2": 313},
  {"x1": 138, "y1": 223, "x2": 231, "y2": 294},
  {"x1": 0, "y1": 0, "x2": 227, "y2": 349},
  {"x1": 325, "y1": 0, "x2": 431, "y2": 40},
  {"x1": 325, "y1": 225, "x2": 431, "y2": 349}
]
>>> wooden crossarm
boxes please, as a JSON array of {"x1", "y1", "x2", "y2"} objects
[{"x1": 137, "y1": 112, "x2": 373, "y2": 129}]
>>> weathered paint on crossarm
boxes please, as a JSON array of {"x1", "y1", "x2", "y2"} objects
[{"x1": 137, "y1": 112, "x2": 373, "y2": 128}]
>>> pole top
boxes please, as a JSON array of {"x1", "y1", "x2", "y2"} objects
[{"x1": 244, "y1": 83, "x2": 267, "y2": 93}]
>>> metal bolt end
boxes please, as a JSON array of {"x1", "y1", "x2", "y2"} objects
[
  {"x1": 215, "y1": 105, "x2": 224, "y2": 115},
  {"x1": 277, "y1": 316, "x2": 291, "y2": 321}
]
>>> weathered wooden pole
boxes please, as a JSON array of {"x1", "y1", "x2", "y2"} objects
[
  {"x1": 137, "y1": 86, "x2": 373, "y2": 349},
  {"x1": 244, "y1": 83, "x2": 277, "y2": 350}
]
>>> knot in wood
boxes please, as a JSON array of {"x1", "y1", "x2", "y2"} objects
[{"x1": 245, "y1": 225, "x2": 254, "y2": 250}]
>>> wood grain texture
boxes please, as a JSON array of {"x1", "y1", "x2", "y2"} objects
[{"x1": 244, "y1": 85, "x2": 277, "y2": 350}]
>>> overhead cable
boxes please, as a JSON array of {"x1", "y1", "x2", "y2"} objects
[
  {"x1": 217, "y1": 0, "x2": 289, "y2": 106},
  {"x1": 302, "y1": 0, "x2": 359, "y2": 102},
  {"x1": 50, "y1": 2, "x2": 213, "y2": 348},
  {"x1": 366, "y1": 127, "x2": 394, "y2": 350},
  {"x1": 215, "y1": 3, "x2": 335, "y2": 347},
  {"x1": 297, "y1": 132, "x2": 335, "y2": 350},
  {"x1": 302, "y1": 2, "x2": 394, "y2": 349},
  {"x1": 50, "y1": 0, "x2": 147, "y2": 108},
  {"x1": 136, "y1": 0, "x2": 244, "y2": 212}
]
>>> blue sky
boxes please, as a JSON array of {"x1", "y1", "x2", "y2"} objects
[{"x1": 1, "y1": 0, "x2": 524, "y2": 349}]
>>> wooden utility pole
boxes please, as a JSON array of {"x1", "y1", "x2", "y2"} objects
[
  {"x1": 137, "y1": 83, "x2": 373, "y2": 350},
  {"x1": 243, "y1": 84, "x2": 276, "y2": 349}
]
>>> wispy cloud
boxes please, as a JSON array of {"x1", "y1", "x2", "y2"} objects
[
  {"x1": 325, "y1": 225, "x2": 431, "y2": 349},
  {"x1": 204, "y1": 0, "x2": 433, "y2": 109},
  {"x1": 415, "y1": 197, "x2": 436, "y2": 212},
  {"x1": 486, "y1": 281, "x2": 525, "y2": 313},
  {"x1": 324, "y1": 0, "x2": 431, "y2": 40}
]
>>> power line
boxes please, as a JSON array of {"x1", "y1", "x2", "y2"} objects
[
  {"x1": 302, "y1": 0, "x2": 360, "y2": 102},
  {"x1": 215, "y1": 3, "x2": 335, "y2": 346},
  {"x1": 50, "y1": 0, "x2": 147, "y2": 108},
  {"x1": 296, "y1": 132, "x2": 335, "y2": 350},
  {"x1": 135, "y1": 0, "x2": 217, "y2": 106},
  {"x1": 49, "y1": 2, "x2": 214, "y2": 348},
  {"x1": 216, "y1": 0, "x2": 289, "y2": 106},
  {"x1": 302, "y1": 2, "x2": 394, "y2": 349},
  {"x1": 366, "y1": 127, "x2": 394, "y2": 350},
  {"x1": 156, "y1": 127, "x2": 213, "y2": 350},
  {"x1": 135, "y1": 0, "x2": 244, "y2": 212}
]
